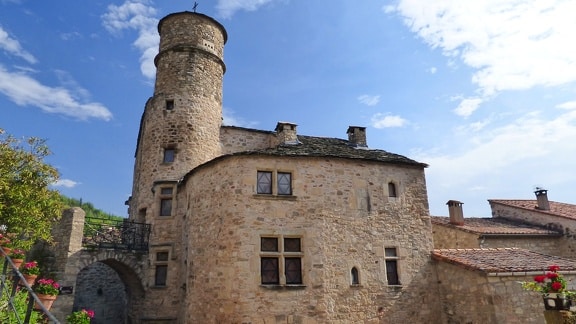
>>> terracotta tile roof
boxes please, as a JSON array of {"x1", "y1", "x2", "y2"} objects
[
  {"x1": 432, "y1": 248, "x2": 576, "y2": 273},
  {"x1": 489, "y1": 200, "x2": 576, "y2": 221},
  {"x1": 431, "y1": 216, "x2": 562, "y2": 236}
]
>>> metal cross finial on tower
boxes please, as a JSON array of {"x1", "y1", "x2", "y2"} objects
[{"x1": 193, "y1": 2, "x2": 198, "y2": 12}]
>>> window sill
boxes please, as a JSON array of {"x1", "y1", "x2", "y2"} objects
[
  {"x1": 260, "y1": 284, "x2": 306, "y2": 290},
  {"x1": 150, "y1": 285, "x2": 168, "y2": 289},
  {"x1": 350, "y1": 284, "x2": 363, "y2": 288},
  {"x1": 387, "y1": 285, "x2": 403, "y2": 292},
  {"x1": 253, "y1": 194, "x2": 297, "y2": 201}
]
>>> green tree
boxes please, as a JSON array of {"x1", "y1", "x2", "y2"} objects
[{"x1": 0, "y1": 129, "x2": 63, "y2": 250}]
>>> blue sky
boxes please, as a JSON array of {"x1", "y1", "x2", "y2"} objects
[{"x1": 2, "y1": 0, "x2": 576, "y2": 218}]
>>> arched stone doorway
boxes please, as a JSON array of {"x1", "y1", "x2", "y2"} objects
[{"x1": 72, "y1": 259, "x2": 144, "y2": 324}]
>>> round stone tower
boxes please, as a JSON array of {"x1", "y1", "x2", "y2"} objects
[{"x1": 130, "y1": 12, "x2": 227, "y2": 222}]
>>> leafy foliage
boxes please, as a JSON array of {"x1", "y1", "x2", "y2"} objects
[
  {"x1": 0, "y1": 272, "x2": 42, "y2": 323},
  {"x1": 0, "y1": 129, "x2": 63, "y2": 249},
  {"x1": 66, "y1": 308, "x2": 95, "y2": 324},
  {"x1": 60, "y1": 196, "x2": 124, "y2": 220}
]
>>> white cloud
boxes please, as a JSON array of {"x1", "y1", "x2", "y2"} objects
[
  {"x1": 428, "y1": 67, "x2": 437, "y2": 74},
  {"x1": 417, "y1": 109, "x2": 576, "y2": 187},
  {"x1": 0, "y1": 26, "x2": 37, "y2": 64},
  {"x1": 216, "y1": 0, "x2": 275, "y2": 19},
  {"x1": 370, "y1": 113, "x2": 407, "y2": 128},
  {"x1": 223, "y1": 107, "x2": 258, "y2": 128},
  {"x1": 0, "y1": 65, "x2": 113, "y2": 120},
  {"x1": 389, "y1": 0, "x2": 576, "y2": 115},
  {"x1": 357, "y1": 94, "x2": 380, "y2": 106},
  {"x1": 102, "y1": 0, "x2": 159, "y2": 79},
  {"x1": 556, "y1": 101, "x2": 576, "y2": 110},
  {"x1": 53, "y1": 179, "x2": 79, "y2": 188},
  {"x1": 454, "y1": 97, "x2": 483, "y2": 118}
]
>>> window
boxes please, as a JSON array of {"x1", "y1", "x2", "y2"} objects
[
  {"x1": 154, "y1": 251, "x2": 169, "y2": 286},
  {"x1": 384, "y1": 247, "x2": 400, "y2": 285},
  {"x1": 166, "y1": 99, "x2": 174, "y2": 110},
  {"x1": 277, "y1": 172, "x2": 292, "y2": 195},
  {"x1": 256, "y1": 171, "x2": 293, "y2": 196},
  {"x1": 388, "y1": 182, "x2": 397, "y2": 197},
  {"x1": 257, "y1": 171, "x2": 272, "y2": 194},
  {"x1": 163, "y1": 148, "x2": 175, "y2": 163},
  {"x1": 260, "y1": 236, "x2": 303, "y2": 285},
  {"x1": 351, "y1": 267, "x2": 359, "y2": 285},
  {"x1": 159, "y1": 187, "x2": 173, "y2": 217}
]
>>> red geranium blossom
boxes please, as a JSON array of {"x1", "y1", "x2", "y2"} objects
[
  {"x1": 547, "y1": 272, "x2": 559, "y2": 279},
  {"x1": 534, "y1": 275, "x2": 546, "y2": 283},
  {"x1": 549, "y1": 265, "x2": 560, "y2": 272},
  {"x1": 551, "y1": 281, "x2": 564, "y2": 291}
]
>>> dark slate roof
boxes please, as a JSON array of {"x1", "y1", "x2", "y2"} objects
[
  {"x1": 432, "y1": 248, "x2": 576, "y2": 273},
  {"x1": 489, "y1": 199, "x2": 576, "y2": 221},
  {"x1": 431, "y1": 216, "x2": 562, "y2": 236},
  {"x1": 234, "y1": 135, "x2": 428, "y2": 167}
]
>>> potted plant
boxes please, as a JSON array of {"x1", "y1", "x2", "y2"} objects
[
  {"x1": 0, "y1": 234, "x2": 11, "y2": 255},
  {"x1": 20, "y1": 261, "x2": 40, "y2": 287},
  {"x1": 66, "y1": 309, "x2": 95, "y2": 324},
  {"x1": 34, "y1": 278, "x2": 60, "y2": 311},
  {"x1": 522, "y1": 265, "x2": 570, "y2": 310},
  {"x1": 8, "y1": 248, "x2": 26, "y2": 268}
]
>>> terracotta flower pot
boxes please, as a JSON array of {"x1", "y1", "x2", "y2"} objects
[
  {"x1": 20, "y1": 274, "x2": 38, "y2": 287},
  {"x1": 34, "y1": 293, "x2": 58, "y2": 311},
  {"x1": 11, "y1": 258, "x2": 23, "y2": 269},
  {"x1": 2, "y1": 246, "x2": 11, "y2": 256}
]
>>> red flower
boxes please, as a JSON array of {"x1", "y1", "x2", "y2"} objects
[
  {"x1": 551, "y1": 281, "x2": 563, "y2": 291},
  {"x1": 534, "y1": 275, "x2": 546, "y2": 283},
  {"x1": 549, "y1": 265, "x2": 560, "y2": 272},
  {"x1": 546, "y1": 272, "x2": 559, "y2": 279}
]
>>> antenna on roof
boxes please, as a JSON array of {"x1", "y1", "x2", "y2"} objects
[{"x1": 193, "y1": 2, "x2": 198, "y2": 12}]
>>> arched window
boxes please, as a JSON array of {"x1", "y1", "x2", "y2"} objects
[
  {"x1": 351, "y1": 267, "x2": 359, "y2": 285},
  {"x1": 388, "y1": 182, "x2": 397, "y2": 197}
]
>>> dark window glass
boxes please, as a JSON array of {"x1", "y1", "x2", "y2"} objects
[
  {"x1": 284, "y1": 238, "x2": 301, "y2": 252},
  {"x1": 351, "y1": 267, "x2": 359, "y2": 285},
  {"x1": 261, "y1": 237, "x2": 278, "y2": 252},
  {"x1": 385, "y1": 248, "x2": 397, "y2": 257},
  {"x1": 285, "y1": 258, "x2": 302, "y2": 284},
  {"x1": 166, "y1": 100, "x2": 174, "y2": 110},
  {"x1": 257, "y1": 171, "x2": 272, "y2": 194},
  {"x1": 160, "y1": 187, "x2": 173, "y2": 195},
  {"x1": 388, "y1": 182, "x2": 397, "y2": 197},
  {"x1": 277, "y1": 172, "x2": 292, "y2": 195},
  {"x1": 163, "y1": 149, "x2": 175, "y2": 163},
  {"x1": 385, "y1": 260, "x2": 400, "y2": 285},
  {"x1": 156, "y1": 252, "x2": 169, "y2": 262},
  {"x1": 160, "y1": 198, "x2": 172, "y2": 216},
  {"x1": 155, "y1": 265, "x2": 168, "y2": 286},
  {"x1": 261, "y1": 257, "x2": 279, "y2": 284}
]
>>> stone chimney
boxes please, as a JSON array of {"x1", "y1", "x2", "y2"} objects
[
  {"x1": 534, "y1": 188, "x2": 550, "y2": 210},
  {"x1": 347, "y1": 126, "x2": 367, "y2": 147},
  {"x1": 275, "y1": 122, "x2": 299, "y2": 145},
  {"x1": 447, "y1": 200, "x2": 464, "y2": 225}
]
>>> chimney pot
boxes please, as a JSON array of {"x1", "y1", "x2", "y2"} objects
[
  {"x1": 534, "y1": 188, "x2": 550, "y2": 211},
  {"x1": 447, "y1": 200, "x2": 464, "y2": 225},
  {"x1": 275, "y1": 122, "x2": 299, "y2": 145},
  {"x1": 347, "y1": 126, "x2": 367, "y2": 147}
]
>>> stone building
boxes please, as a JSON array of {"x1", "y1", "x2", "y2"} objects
[
  {"x1": 125, "y1": 10, "x2": 439, "y2": 323},
  {"x1": 38, "y1": 9, "x2": 576, "y2": 324},
  {"x1": 430, "y1": 189, "x2": 576, "y2": 323}
]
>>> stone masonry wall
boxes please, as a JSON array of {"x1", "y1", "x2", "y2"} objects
[
  {"x1": 491, "y1": 204, "x2": 576, "y2": 259},
  {"x1": 432, "y1": 224, "x2": 480, "y2": 249},
  {"x1": 481, "y1": 236, "x2": 563, "y2": 255},
  {"x1": 434, "y1": 261, "x2": 576, "y2": 324},
  {"x1": 220, "y1": 126, "x2": 273, "y2": 154},
  {"x1": 179, "y1": 154, "x2": 440, "y2": 323}
]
